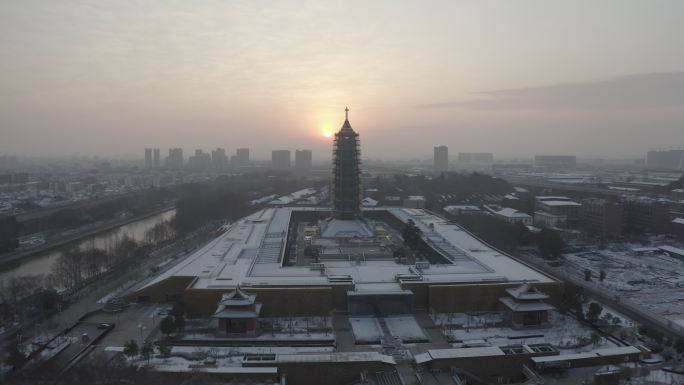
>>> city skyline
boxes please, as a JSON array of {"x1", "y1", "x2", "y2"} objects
[{"x1": 1, "y1": 1, "x2": 684, "y2": 159}]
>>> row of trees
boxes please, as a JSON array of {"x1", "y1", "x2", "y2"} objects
[
  {"x1": 51, "y1": 234, "x2": 150, "y2": 290},
  {"x1": 453, "y1": 213, "x2": 565, "y2": 258},
  {"x1": 365, "y1": 172, "x2": 514, "y2": 210},
  {"x1": 24, "y1": 188, "x2": 173, "y2": 235}
]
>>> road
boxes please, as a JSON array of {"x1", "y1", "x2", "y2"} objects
[{"x1": 5, "y1": 225, "x2": 214, "y2": 358}]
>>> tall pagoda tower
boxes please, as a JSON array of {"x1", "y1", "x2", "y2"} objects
[{"x1": 332, "y1": 107, "x2": 362, "y2": 219}]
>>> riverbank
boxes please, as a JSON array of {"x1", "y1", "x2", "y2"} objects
[{"x1": 0, "y1": 205, "x2": 176, "y2": 271}]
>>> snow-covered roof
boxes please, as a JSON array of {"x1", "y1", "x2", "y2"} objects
[
  {"x1": 273, "y1": 352, "x2": 395, "y2": 365},
  {"x1": 499, "y1": 297, "x2": 555, "y2": 312},
  {"x1": 212, "y1": 306, "x2": 261, "y2": 319},
  {"x1": 443, "y1": 205, "x2": 480, "y2": 212},
  {"x1": 361, "y1": 197, "x2": 378, "y2": 207},
  {"x1": 659, "y1": 245, "x2": 684, "y2": 257},
  {"x1": 538, "y1": 200, "x2": 581, "y2": 207},
  {"x1": 631, "y1": 247, "x2": 660, "y2": 253},
  {"x1": 496, "y1": 208, "x2": 531, "y2": 218},
  {"x1": 319, "y1": 218, "x2": 374, "y2": 238},
  {"x1": 536, "y1": 196, "x2": 573, "y2": 201},
  {"x1": 531, "y1": 346, "x2": 641, "y2": 363},
  {"x1": 212, "y1": 287, "x2": 262, "y2": 318},
  {"x1": 505, "y1": 283, "x2": 549, "y2": 300},
  {"x1": 133, "y1": 206, "x2": 555, "y2": 294},
  {"x1": 217, "y1": 286, "x2": 256, "y2": 306},
  {"x1": 415, "y1": 347, "x2": 505, "y2": 364}
]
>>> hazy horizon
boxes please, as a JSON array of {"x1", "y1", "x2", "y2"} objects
[{"x1": 2, "y1": 1, "x2": 684, "y2": 160}]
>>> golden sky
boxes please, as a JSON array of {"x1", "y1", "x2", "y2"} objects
[{"x1": 1, "y1": 1, "x2": 684, "y2": 159}]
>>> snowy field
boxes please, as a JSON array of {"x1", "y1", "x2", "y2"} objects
[
  {"x1": 563, "y1": 241, "x2": 684, "y2": 327},
  {"x1": 432, "y1": 311, "x2": 619, "y2": 353}
]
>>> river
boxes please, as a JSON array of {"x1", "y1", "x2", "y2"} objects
[{"x1": 0, "y1": 209, "x2": 176, "y2": 282}]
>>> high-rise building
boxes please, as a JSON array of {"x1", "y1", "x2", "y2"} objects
[
  {"x1": 271, "y1": 150, "x2": 291, "y2": 170},
  {"x1": 235, "y1": 148, "x2": 250, "y2": 167},
  {"x1": 295, "y1": 149, "x2": 312, "y2": 173},
  {"x1": 153, "y1": 148, "x2": 160, "y2": 168},
  {"x1": 189, "y1": 149, "x2": 211, "y2": 170},
  {"x1": 145, "y1": 148, "x2": 153, "y2": 168},
  {"x1": 647, "y1": 149, "x2": 684, "y2": 170},
  {"x1": 167, "y1": 148, "x2": 184, "y2": 169},
  {"x1": 332, "y1": 108, "x2": 362, "y2": 219},
  {"x1": 434, "y1": 145, "x2": 448, "y2": 173},
  {"x1": 211, "y1": 148, "x2": 228, "y2": 170}
]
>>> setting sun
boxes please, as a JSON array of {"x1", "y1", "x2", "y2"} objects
[{"x1": 323, "y1": 130, "x2": 333, "y2": 138}]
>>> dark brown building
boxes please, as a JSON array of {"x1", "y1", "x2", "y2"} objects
[
  {"x1": 580, "y1": 198, "x2": 623, "y2": 239},
  {"x1": 672, "y1": 218, "x2": 684, "y2": 241},
  {"x1": 622, "y1": 197, "x2": 671, "y2": 233}
]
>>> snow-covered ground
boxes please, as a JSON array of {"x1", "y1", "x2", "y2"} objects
[
  {"x1": 432, "y1": 311, "x2": 619, "y2": 353},
  {"x1": 177, "y1": 316, "x2": 334, "y2": 342},
  {"x1": 134, "y1": 345, "x2": 333, "y2": 375},
  {"x1": 431, "y1": 312, "x2": 503, "y2": 329},
  {"x1": 563, "y1": 241, "x2": 684, "y2": 328},
  {"x1": 350, "y1": 315, "x2": 427, "y2": 344}
]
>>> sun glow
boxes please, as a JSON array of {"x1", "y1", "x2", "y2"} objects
[{"x1": 323, "y1": 130, "x2": 333, "y2": 138}]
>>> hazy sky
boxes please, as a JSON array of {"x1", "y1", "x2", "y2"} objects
[{"x1": 1, "y1": 1, "x2": 684, "y2": 160}]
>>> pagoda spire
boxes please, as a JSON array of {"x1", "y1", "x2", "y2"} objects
[{"x1": 342, "y1": 106, "x2": 352, "y2": 129}]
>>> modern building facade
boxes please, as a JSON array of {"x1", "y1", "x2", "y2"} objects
[
  {"x1": 167, "y1": 148, "x2": 184, "y2": 169},
  {"x1": 332, "y1": 108, "x2": 362, "y2": 219},
  {"x1": 236, "y1": 148, "x2": 250, "y2": 167},
  {"x1": 271, "y1": 150, "x2": 291, "y2": 170},
  {"x1": 534, "y1": 196, "x2": 581, "y2": 228},
  {"x1": 153, "y1": 148, "x2": 160, "y2": 168},
  {"x1": 127, "y1": 206, "x2": 562, "y2": 319},
  {"x1": 211, "y1": 148, "x2": 228, "y2": 170},
  {"x1": 434, "y1": 145, "x2": 449, "y2": 174},
  {"x1": 579, "y1": 198, "x2": 623, "y2": 239},
  {"x1": 295, "y1": 149, "x2": 313, "y2": 174},
  {"x1": 647, "y1": 149, "x2": 684, "y2": 170},
  {"x1": 188, "y1": 149, "x2": 211, "y2": 170},
  {"x1": 144, "y1": 148, "x2": 153, "y2": 168},
  {"x1": 623, "y1": 197, "x2": 671, "y2": 233}
]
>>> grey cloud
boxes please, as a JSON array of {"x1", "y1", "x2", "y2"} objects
[{"x1": 417, "y1": 72, "x2": 684, "y2": 110}]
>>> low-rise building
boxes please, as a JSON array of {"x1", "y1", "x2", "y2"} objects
[
  {"x1": 534, "y1": 196, "x2": 581, "y2": 228},
  {"x1": 403, "y1": 196, "x2": 426, "y2": 208},
  {"x1": 211, "y1": 286, "x2": 262, "y2": 335},
  {"x1": 672, "y1": 217, "x2": 684, "y2": 241},
  {"x1": 494, "y1": 207, "x2": 533, "y2": 225},
  {"x1": 622, "y1": 197, "x2": 670, "y2": 233},
  {"x1": 580, "y1": 198, "x2": 623, "y2": 239},
  {"x1": 499, "y1": 283, "x2": 554, "y2": 328}
]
